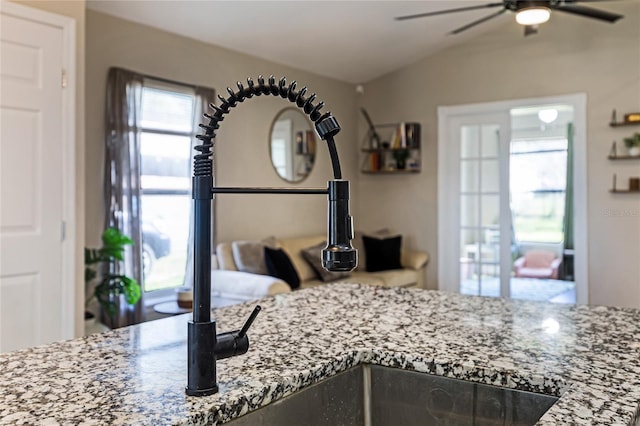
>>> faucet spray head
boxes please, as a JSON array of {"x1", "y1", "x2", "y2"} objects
[{"x1": 323, "y1": 180, "x2": 357, "y2": 272}]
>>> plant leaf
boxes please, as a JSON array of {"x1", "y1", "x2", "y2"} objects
[
  {"x1": 101, "y1": 247, "x2": 124, "y2": 261},
  {"x1": 87, "y1": 227, "x2": 138, "y2": 319},
  {"x1": 121, "y1": 276, "x2": 141, "y2": 305},
  {"x1": 102, "y1": 227, "x2": 134, "y2": 248}
]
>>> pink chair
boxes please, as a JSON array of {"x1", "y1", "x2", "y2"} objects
[{"x1": 513, "y1": 250, "x2": 562, "y2": 280}]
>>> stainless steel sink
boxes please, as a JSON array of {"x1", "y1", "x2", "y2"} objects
[{"x1": 227, "y1": 365, "x2": 558, "y2": 425}]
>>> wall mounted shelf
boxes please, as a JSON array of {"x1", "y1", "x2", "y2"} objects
[
  {"x1": 361, "y1": 169, "x2": 420, "y2": 175},
  {"x1": 608, "y1": 155, "x2": 640, "y2": 160},
  {"x1": 360, "y1": 122, "x2": 421, "y2": 174},
  {"x1": 609, "y1": 121, "x2": 640, "y2": 127},
  {"x1": 610, "y1": 110, "x2": 640, "y2": 127},
  {"x1": 607, "y1": 113, "x2": 640, "y2": 194}
]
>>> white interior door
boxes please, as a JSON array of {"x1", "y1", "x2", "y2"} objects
[
  {"x1": 439, "y1": 112, "x2": 512, "y2": 297},
  {"x1": 0, "y1": 4, "x2": 71, "y2": 352}
]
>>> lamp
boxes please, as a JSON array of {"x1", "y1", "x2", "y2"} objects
[{"x1": 516, "y1": 7, "x2": 551, "y2": 25}]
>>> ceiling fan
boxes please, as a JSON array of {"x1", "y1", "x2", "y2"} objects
[{"x1": 395, "y1": 0, "x2": 624, "y2": 36}]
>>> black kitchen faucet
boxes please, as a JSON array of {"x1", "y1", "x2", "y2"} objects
[{"x1": 186, "y1": 75, "x2": 357, "y2": 396}]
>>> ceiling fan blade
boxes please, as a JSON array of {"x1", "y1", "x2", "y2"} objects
[
  {"x1": 450, "y1": 8, "x2": 508, "y2": 34},
  {"x1": 554, "y1": 4, "x2": 623, "y2": 22},
  {"x1": 395, "y1": 3, "x2": 503, "y2": 21}
]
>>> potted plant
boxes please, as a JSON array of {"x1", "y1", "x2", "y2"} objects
[
  {"x1": 624, "y1": 132, "x2": 640, "y2": 156},
  {"x1": 85, "y1": 227, "x2": 141, "y2": 331},
  {"x1": 393, "y1": 149, "x2": 411, "y2": 170}
]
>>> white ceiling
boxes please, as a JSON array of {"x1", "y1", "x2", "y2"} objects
[{"x1": 87, "y1": 0, "x2": 513, "y2": 83}]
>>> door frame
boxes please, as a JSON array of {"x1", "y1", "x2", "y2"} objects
[
  {"x1": 438, "y1": 93, "x2": 588, "y2": 305},
  {"x1": 1, "y1": 1, "x2": 76, "y2": 337}
]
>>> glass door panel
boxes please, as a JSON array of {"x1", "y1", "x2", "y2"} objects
[{"x1": 456, "y1": 117, "x2": 510, "y2": 298}]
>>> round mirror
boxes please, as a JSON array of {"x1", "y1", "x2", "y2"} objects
[{"x1": 269, "y1": 108, "x2": 316, "y2": 183}]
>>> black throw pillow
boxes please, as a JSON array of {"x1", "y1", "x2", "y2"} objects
[
  {"x1": 362, "y1": 235, "x2": 402, "y2": 272},
  {"x1": 264, "y1": 247, "x2": 301, "y2": 290}
]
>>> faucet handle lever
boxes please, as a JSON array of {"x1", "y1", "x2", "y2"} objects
[{"x1": 238, "y1": 305, "x2": 261, "y2": 338}]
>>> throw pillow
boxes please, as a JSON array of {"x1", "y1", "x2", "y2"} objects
[
  {"x1": 264, "y1": 247, "x2": 301, "y2": 290},
  {"x1": 301, "y1": 242, "x2": 351, "y2": 283},
  {"x1": 362, "y1": 235, "x2": 403, "y2": 272},
  {"x1": 231, "y1": 236, "x2": 277, "y2": 275},
  {"x1": 353, "y1": 228, "x2": 397, "y2": 271}
]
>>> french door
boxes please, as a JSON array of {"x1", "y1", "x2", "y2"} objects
[
  {"x1": 438, "y1": 95, "x2": 588, "y2": 304},
  {"x1": 439, "y1": 112, "x2": 512, "y2": 298}
]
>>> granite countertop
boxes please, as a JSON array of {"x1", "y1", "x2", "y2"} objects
[{"x1": 1, "y1": 283, "x2": 640, "y2": 425}]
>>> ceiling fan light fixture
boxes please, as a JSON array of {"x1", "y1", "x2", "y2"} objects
[{"x1": 516, "y1": 7, "x2": 551, "y2": 26}]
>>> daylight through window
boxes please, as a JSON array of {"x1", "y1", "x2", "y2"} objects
[
  {"x1": 139, "y1": 81, "x2": 195, "y2": 293},
  {"x1": 510, "y1": 138, "x2": 568, "y2": 243}
]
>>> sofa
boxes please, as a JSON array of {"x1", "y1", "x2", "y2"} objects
[{"x1": 210, "y1": 233, "x2": 429, "y2": 302}]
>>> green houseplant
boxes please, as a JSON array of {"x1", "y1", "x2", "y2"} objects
[
  {"x1": 85, "y1": 227, "x2": 141, "y2": 320},
  {"x1": 624, "y1": 132, "x2": 640, "y2": 156},
  {"x1": 393, "y1": 149, "x2": 411, "y2": 169}
]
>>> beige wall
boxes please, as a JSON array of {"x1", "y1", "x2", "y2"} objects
[
  {"x1": 9, "y1": 0, "x2": 86, "y2": 335},
  {"x1": 85, "y1": 11, "x2": 358, "y2": 250},
  {"x1": 359, "y1": 1, "x2": 640, "y2": 307}
]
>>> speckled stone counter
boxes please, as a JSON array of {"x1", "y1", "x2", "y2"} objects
[{"x1": 2, "y1": 284, "x2": 640, "y2": 425}]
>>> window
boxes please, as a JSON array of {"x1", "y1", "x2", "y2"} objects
[
  {"x1": 510, "y1": 138, "x2": 567, "y2": 243},
  {"x1": 139, "y1": 80, "x2": 196, "y2": 294}
]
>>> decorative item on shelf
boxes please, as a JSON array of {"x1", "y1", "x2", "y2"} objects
[
  {"x1": 624, "y1": 113, "x2": 640, "y2": 123},
  {"x1": 85, "y1": 227, "x2": 141, "y2": 329},
  {"x1": 408, "y1": 157, "x2": 421, "y2": 170},
  {"x1": 393, "y1": 149, "x2": 410, "y2": 170},
  {"x1": 369, "y1": 151, "x2": 381, "y2": 171},
  {"x1": 623, "y1": 132, "x2": 640, "y2": 156},
  {"x1": 405, "y1": 123, "x2": 420, "y2": 149},
  {"x1": 360, "y1": 108, "x2": 381, "y2": 149},
  {"x1": 176, "y1": 287, "x2": 193, "y2": 309}
]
